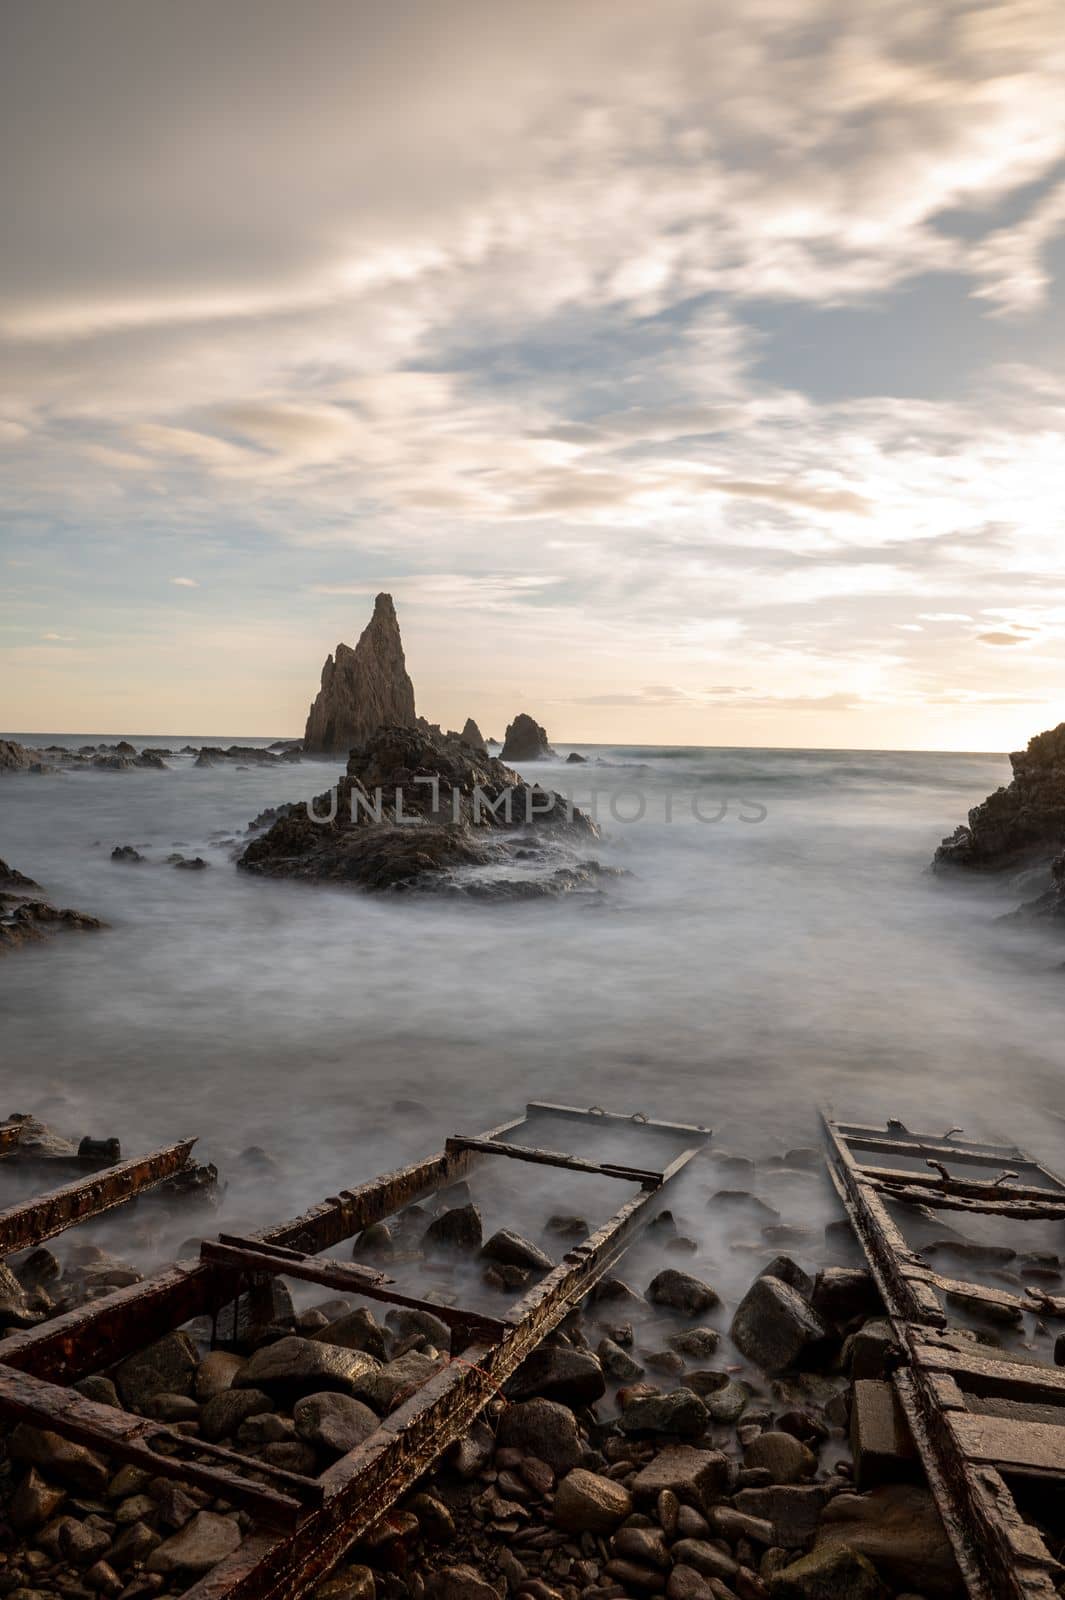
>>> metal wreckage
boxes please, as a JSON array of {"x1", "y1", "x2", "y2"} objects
[{"x1": 1, "y1": 1103, "x2": 1065, "y2": 1600}]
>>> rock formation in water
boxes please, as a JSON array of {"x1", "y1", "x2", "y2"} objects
[
  {"x1": 501, "y1": 714, "x2": 556, "y2": 762},
  {"x1": 934, "y1": 720, "x2": 1065, "y2": 919},
  {"x1": 460, "y1": 718, "x2": 487, "y2": 752},
  {"x1": 0, "y1": 859, "x2": 104, "y2": 954},
  {"x1": 304, "y1": 593, "x2": 416, "y2": 757},
  {"x1": 238, "y1": 724, "x2": 608, "y2": 897}
]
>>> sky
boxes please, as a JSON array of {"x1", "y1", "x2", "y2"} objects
[{"x1": 2, "y1": 0, "x2": 1065, "y2": 749}]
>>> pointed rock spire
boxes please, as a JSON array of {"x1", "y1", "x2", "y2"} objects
[{"x1": 304, "y1": 593, "x2": 417, "y2": 755}]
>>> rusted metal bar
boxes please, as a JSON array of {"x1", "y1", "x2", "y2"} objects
[
  {"x1": 526, "y1": 1100, "x2": 710, "y2": 1137},
  {"x1": 824, "y1": 1112, "x2": 1065, "y2": 1600},
  {"x1": 445, "y1": 1135, "x2": 663, "y2": 1187},
  {"x1": 180, "y1": 1129, "x2": 710, "y2": 1600},
  {"x1": 201, "y1": 1237, "x2": 508, "y2": 1345},
  {"x1": 0, "y1": 1138, "x2": 199, "y2": 1256},
  {"x1": 844, "y1": 1133, "x2": 1036, "y2": 1167},
  {"x1": 0, "y1": 1102, "x2": 711, "y2": 1600},
  {"x1": 0, "y1": 1366, "x2": 322, "y2": 1527},
  {"x1": 0, "y1": 1124, "x2": 23, "y2": 1154}
]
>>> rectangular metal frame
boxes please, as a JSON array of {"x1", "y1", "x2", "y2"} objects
[
  {"x1": 824, "y1": 1113, "x2": 1065, "y2": 1600},
  {"x1": 0, "y1": 1101, "x2": 711, "y2": 1600}
]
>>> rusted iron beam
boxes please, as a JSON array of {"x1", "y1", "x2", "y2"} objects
[
  {"x1": 884, "y1": 1184, "x2": 1065, "y2": 1220},
  {"x1": 0, "y1": 1366, "x2": 322, "y2": 1527},
  {"x1": 0, "y1": 1112, "x2": 527, "y2": 1383},
  {"x1": 844, "y1": 1133, "x2": 1040, "y2": 1169},
  {"x1": 0, "y1": 1124, "x2": 23, "y2": 1154},
  {"x1": 526, "y1": 1100, "x2": 710, "y2": 1137},
  {"x1": 201, "y1": 1237, "x2": 507, "y2": 1345},
  {"x1": 0, "y1": 1139, "x2": 199, "y2": 1256},
  {"x1": 180, "y1": 1130, "x2": 710, "y2": 1600},
  {"x1": 870, "y1": 1167, "x2": 1064, "y2": 1205},
  {"x1": 445, "y1": 1135, "x2": 663, "y2": 1187}
]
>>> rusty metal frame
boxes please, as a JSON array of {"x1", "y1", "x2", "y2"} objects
[
  {"x1": 824, "y1": 1112, "x2": 1065, "y2": 1600},
  {"x1": 0, "y1": 1101, "x2": 710, "y2": 1600},
  {"x1": 0, "y1": 1138, "x2": 200, "y2": 1256}
]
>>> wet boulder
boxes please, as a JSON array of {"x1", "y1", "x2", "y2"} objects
[
  {"x1": 481, "y1": 1229, "x2": 553, "y2": 1272},
  {"x1": 423, "y1": 1203, "x2": 483, "y2": 1254},
  {"x1": 114, "y1": 1332, "x2": 199, "y2": 1412},
  {"x1": 646, "y1": 1270, "x2": 720, "y2": 1316},
  {"x1": 553, "y1": 1468, "x2": 632, "y2": 1533},
  {"x1": 730, "y1": 1274, "x2": 830, "y2": 1375},
  {"x1": 294, "y1": 1392, "x2": 380, "y2": 1455},
  {"x1": 619, "y1": 1387, "x2": 710, "y2": 1438},
  {"x1": 496, "y1": 1398, "x2": 583, "y2": 1472},
  {"x1": 235, "y1": 1336, "x2": 380, "y2": 1403},
  {"x1": 508, "y1": 1345, "x2": 606, "y2": 1408}
]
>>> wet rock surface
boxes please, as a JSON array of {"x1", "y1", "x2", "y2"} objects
[
  {"x1": 0, "y1": 862, "x2": 105, "y2": 955},
  {"x1": 500, "y1": 714, "x2": 556, "y2": 762},
  {"x1": 304, "y1": 592, "x2": 418, "y2": 757},
  {"x1": 237, "y1": 723, "x2": 605, "y2": 898}
]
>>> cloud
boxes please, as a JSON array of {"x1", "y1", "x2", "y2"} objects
[
  {"x1": 169, "y1": 577, "x2": 199, "y2": 588},
  {"x1": 976, "y1": 630, "x2": 1035, "y2": 646}
]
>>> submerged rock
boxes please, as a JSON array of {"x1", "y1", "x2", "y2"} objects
[{"x1": 305, "y1": 592, "x2": 417, "y2": 756}]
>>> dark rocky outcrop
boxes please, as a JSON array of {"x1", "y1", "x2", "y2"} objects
[
  {"x1": 0, "y1": 740, "x2": 34, "y2": 772},
  {"x1": 501, "y1": 713, "x2": 556, "y2": 762},
  {"x1": 460, "y1": 718, "x2": 487, "y2": 753},
  {"x1": 934, "y1": 721, "x2": 1065, "y2": 919},
  {"x1": 237, "y1": 723, "x2": 601, "y2": 897},
  {"x1": 304, "y1": 593, "x2": 416, "y2": 756}
]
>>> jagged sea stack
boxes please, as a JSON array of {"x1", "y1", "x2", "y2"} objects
[
  {"x1": 501, "y1": 713, "x2": 556, "y2": 761},
  {"x1": 460, "y1": 718, "x2": 488, "y2": 753},
  {"x1": 304, "y1": 593, "x2": 417, "y2": 756}
]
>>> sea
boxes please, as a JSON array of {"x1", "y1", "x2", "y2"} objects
[{"x1": 3, "y1": 734, "x2": 1064, "y2": 1253}]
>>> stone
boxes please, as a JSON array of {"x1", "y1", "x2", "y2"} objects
[
  {"x1": 668, "y1": 1327, "x2": 720, "y2": 1359},
  {"x1": 199, "y1": 1387, "x2": 273, "y2": 1442},
  {"x1": 744, "y1": 1431, "x2": 816, "y2": 1483},
  {"x1": 481, "y1": 1229, "x2": 553, "y2": 1272},
  {"x1": 735, "y1": 1486, "x2": 829, "y2": 1549},
  {"x1": 150, "y1": 1477, "x2": 208, "y2": 1529},
  {"x1": 114, "y1": 1332, "x2": 198, "y2": 1412},
  {"x1": 630, "y1": 1446, "x2": 730, "y2": 1512},
  {"x1": 497, "y1": 1399, "x2": 583, "y2": 1472},
  {"x1": 847, "y1": 1319, "x2": 900, "y2": 1380},
  {"x1": 304, "y1": 593, "x2": 417, "y2": 756},
  {"x1": 316, "y1": 1308, "x2": 391, "y2": 1360},
  {"x1": 670, "y1": 1540, "x2": 740, "y2": 1582},
  {"x1": 146, "y1": 1511, "x2": 242, "y2": 1575},
  {"x1": 850, "y1": 1379, "x2": 919, "y2": 1488},
  {"x1": 553, "y1": 1468, "x2": 633, "y2": 1533},
  {"x1": 460, "y1": 719, "x2": 487, "y2": 752},
  {"x1": 604, "y1": 1557, "x2": 668, "y2": 1592},
  {"x1": 74, "y1": 1376, "x2": 121, "y2": 1409},
  {"x1": 9, "y1": 1468, "x2": 66, "y2": 1530},
  {"x1": 315, "y1": 1565, "x2": 376, "y2": 1600},
  {"x1": 501, "y1": 714, "x2": 555, "y2": 761},
  {"x1": 509, "y1": 1345, "x2": 606, "y2": 1407},
  {"x1": 814, "y1": 1485, "x2": 961, "y2": 1599},
  {"x1": 599, "y1": 1336, "x2": 644, "y2": 1380},
  {"x1": 759, "y1": 1257, "x2": 814, "y2": 1297},
  {"x1": 619, "y1": 1387, "x2": 710, "y2": 1438},
  {"x1": 145, "y1": 1391, "x2": 199, "y2": 1422},
  {"x1": 710, "y1": 1506, "x2": 775, "y2": 1545},
  {"x1": 236, "y1": 1337, "x2": 380, "y2": 1402},
  {"x1": 290, "y1": 1391, "x2": 378, "y2": 1455},
  {"x1": 811, "y1": 1268, "x2": 881, "y2": 1330},
  {"x1": 424, "y1": 1203, "x2": 483, "y2": 1253},
  {"x1": 428, "y1": 1565, "x2": 501, "y2": 1600},
  {"x1": 646, "y1": 1270, "x2": 719, "y2": 1316},
  {"x1": 60, "y1": 1519, "x2": 112, "y2": 1565},
  {"x1": 668, "y1": 1566, "x2": 715, "y2": 1600},
  {"x1": 8, "y1": 1424, "x2": 109, "y2": 1493},
  {"x1": 770, "y1": 1544, "x2": 888, "y2": 1599},
  {"x1": 85, "y1": 1559, "x2": 123, "y2": 1595},
  {"x1": 613, "y1": 1526, "x2": 671, "y2": 1568},
  {"x1": 380, "y1": 1307, "x2": 448, "y2": 1356},
  {"x1": 730, "y1": 1276, "x2": 829, "y2": 1375},
  {"x1": 194, "y1": 1350, "x2": 245, "y2": 1400},
  {"x1": 363, "y1": 1350, "x2": 443, "y2": 1412}
]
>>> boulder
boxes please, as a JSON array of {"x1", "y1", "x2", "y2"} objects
[
  {"x1": 481, "y1": 1229, "x2": 553, "y2": 1271},
  {"x1": 508, "y1": 1345, "x2": 606, "y2": 1407},
  {"x1": 501, "y1": 713, "x2": 556, "y2": 761},
  {"x1": 811, "y1": 1268, "x2": 882, "y2": 1329},
  {"x1": 424, "y1": 1203, "x2": 483, "y2": 1254},
  {"x1": 814, "y1": 1485, "x2": 963, "y2": 1599},
  {"x1": 363, "y1": 1350, "x2": 444, "y2": 1412},
  {"x1": 385, "y1": 1306, "x2": 451, "y2": 1353},
  {"x1": 8, "y1": 1425, "x2": 109, "y2": 1493},
  {"x1": 619, "y1": 1387, "x2": 709, "y2": 1438},
  {"x1": 146, "y1": 1511, "x2": 242, "y2": 1575},
  {"x1": 235, "y1": 1336, "x2": 380, "y2": 1402},
  {"x1": 770, "y1": 1544, "x2": 888, "y2": 1599},
  {"x1": 304, "y1": 593, "x2": 417, "y2": 756},
  {"x1": 195, "y1": 1350, "x2": 245, "y2": 1400},
  {"x1": 199, "y1": 1388, "x2": 273, "y2": 1443},
  {"x1": 647, "y1": 1270, "x2": 720, "y2": 1316},
  {"x1": 553, "y1": 1468, "x2": 632, "y2": 1533},
  {"x1": 630, "y1": 1446, "x2": 730, "y2": 1512},
  {"x1": 115, "y1": 1332, "x2": 198, "y2": 1411},
  {"x1": 730, "y1": 1274, "x2": 830, "y2": 1375},
  {"x1": 427, "y1": 1565, "x2": 500, "y2": 1600},
  {"x1": 496, "y1": 1398, "x2": 583, "y2": 1472},
  {"x1": 294, "y1": 1391, "x2": 380, "y2": 1454},
  {"x1": 743, "y1": 1430, "x2": 817, "y2": 1483},
  {"x1": 315, "y1": 1308, "x2": 390, "y2": 1360},
  {"x1": 670, "y1": 1540, "x2": 739, "y2": 1583}
]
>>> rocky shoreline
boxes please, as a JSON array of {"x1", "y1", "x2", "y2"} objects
[
  {"x1": 0, "y1": 860, "x2": 104, "y2": 956},
  {"x1": 933, "y1": 719, "x2": 1065, "y2": 921}
]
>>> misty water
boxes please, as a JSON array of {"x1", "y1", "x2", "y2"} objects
[{"x1": 4, "y1": 737, "x2": 1065, "y2": 1252}]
